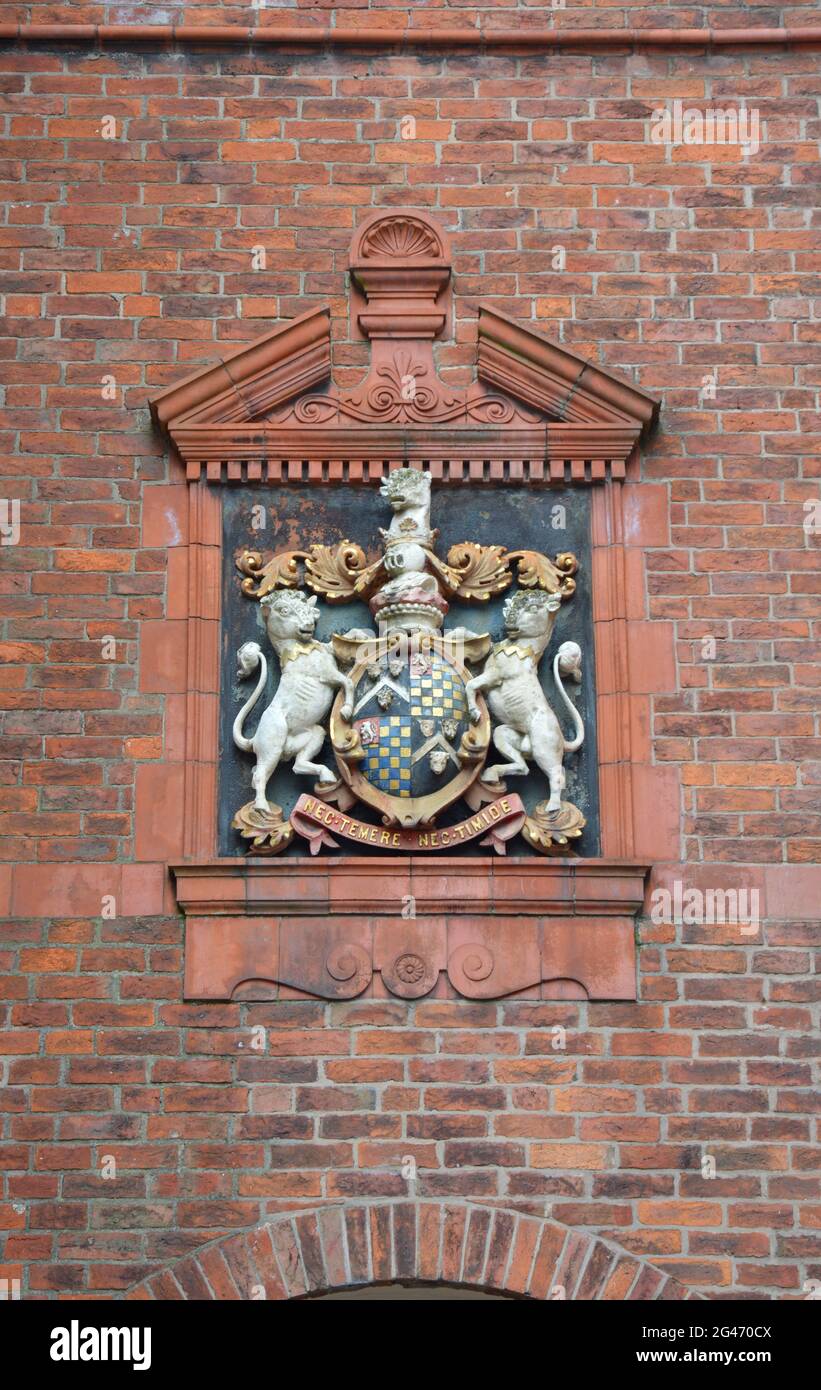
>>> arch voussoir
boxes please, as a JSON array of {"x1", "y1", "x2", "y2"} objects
[{"x1": 123, "y1": 1200, "x2": 701, "y2": 1302}]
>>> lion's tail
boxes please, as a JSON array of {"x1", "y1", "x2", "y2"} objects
[
  {"x1": 233, "y1": 642, "x2": 267, "y2": 753},
  {"x1": 553, "y1": 649, "x2": 585, "y2": 753}
]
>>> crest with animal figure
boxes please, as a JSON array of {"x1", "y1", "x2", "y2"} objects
[{"x1": 232, "y1": 468, "x2": 588, "y2": 856}]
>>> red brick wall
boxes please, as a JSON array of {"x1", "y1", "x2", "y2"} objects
[{"x1": 1, "y1": 19, "x2": 819, "y2": 1299}]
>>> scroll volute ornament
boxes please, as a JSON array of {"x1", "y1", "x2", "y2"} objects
[
  {"x1": 349, "y1": 211, "x2": 452, "y2": 341},
  {"x1": 442, "y1": 545, "x2": 578, "y2": 604},
  {"x1": 236, "y1": 541, "x2": 382, "y2": 604}
]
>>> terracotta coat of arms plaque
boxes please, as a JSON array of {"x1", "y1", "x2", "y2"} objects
[{"x1": 150, "y1": 208, "x2": 659, "y2": 1002}]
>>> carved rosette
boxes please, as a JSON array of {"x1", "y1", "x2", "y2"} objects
[{"x1": 381, "y1": 950, "x2": 438, "y2": 999}]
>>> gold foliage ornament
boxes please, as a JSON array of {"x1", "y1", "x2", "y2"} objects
[
  {"x1": 443, "y1": 542, "x2": 511, "y2": 601},
  {"x1": 238, "y1": 539, "x2": 578, "y2": 608},
  {"x1": 522, "y1": 799, "x2": 586, "y2": 854},
  {"x1": 439, "y1": 543, "x2": 578, "y2": 603},
  {"x1": 236, "y1": 548, "x2": 305, "y2": 599},
  {"x1": 506, "y1": 549, "x2": 578, "y2": 598},
  {"x1": 237, "y1": 541, "x2": 383, "y2": 604},
  {"x1": 305, "y1": 542, "x2": 382, "y2": 603},
  {"x1": 231, "y1": 800, "x2": 293, "y2": 854}
]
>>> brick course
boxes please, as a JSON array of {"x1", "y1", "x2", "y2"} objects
[{"x1": 0, "y1": 10, "x2": 819, "y2": 1299}]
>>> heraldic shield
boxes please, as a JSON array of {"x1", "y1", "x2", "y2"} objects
[
  {"x1": 232, "y1": 465, "x2": 587, "y2": 853},
  {"x1": 330, "y1": 634, "x2": 491, "y2": 829}
]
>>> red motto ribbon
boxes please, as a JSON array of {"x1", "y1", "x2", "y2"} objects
[{"x1": 290, "y1": 792, "x2": 526, "y2": 855}]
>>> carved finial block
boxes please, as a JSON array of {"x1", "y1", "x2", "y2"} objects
[{"x1": 349, "y1": 210, "x2": 451, "y2": 342}]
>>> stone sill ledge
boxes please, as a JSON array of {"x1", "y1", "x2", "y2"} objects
[
  {"x1": 172, "y1": 856, "x2": 649, "y2": 916},
  {"x1": 175, "y1": 858, "x2": 647, "y2": 1002}
]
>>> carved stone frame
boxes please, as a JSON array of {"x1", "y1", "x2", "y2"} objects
[{"x1": 150, "y1": 211, "x2": 668, "y2": 1003}]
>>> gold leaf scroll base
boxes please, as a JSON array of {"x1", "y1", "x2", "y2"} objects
[
  {"x1": 522, "y1": 799, "x2": 586, "y2": 855},
  {"x1": 231, "y1": 800, "x2": 293, "y2": 854}
]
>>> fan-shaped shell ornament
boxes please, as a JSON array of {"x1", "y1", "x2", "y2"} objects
[{"x1": 361, "y1": 216, "x2": 442, "y2": 261}]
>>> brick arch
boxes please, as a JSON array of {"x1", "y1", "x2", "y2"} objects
[{"x1": 123, "y1": 1202, "x2": 700, "y2": 1302}]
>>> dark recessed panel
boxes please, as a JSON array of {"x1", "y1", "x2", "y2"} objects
[{"x1": 219, "y1": 483, "x2": 600, "y2": 858}]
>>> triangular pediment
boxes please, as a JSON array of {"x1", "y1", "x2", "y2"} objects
[
  {"x1": 150, "y1": 210, "x2": 658, "y2": 483},
  {"x1": 150, "y1": 305, "x2": 332, "y2": 430},
  {"x1": 477, "y1": 306, "x2": 658, "y2": 432},
  {"x1": 150, "y1": 301, "x2": 655, "y2": 435}
]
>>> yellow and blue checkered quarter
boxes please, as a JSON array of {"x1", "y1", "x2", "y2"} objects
[
  {"x1": 361, "y1": 715, "x2": 412, "y2": 797},
  {"x1": 409, "y1": 654, "x2": 467, "y2": 720}
]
